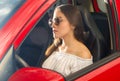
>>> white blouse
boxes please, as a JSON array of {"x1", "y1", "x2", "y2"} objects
[{"x1": 42, "y1": 51, "x2": 93, "y2": 77}]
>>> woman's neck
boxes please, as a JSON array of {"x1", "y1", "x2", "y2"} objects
[{"x1": 62, "y1": 36, "x2": 79, "y2": 47}]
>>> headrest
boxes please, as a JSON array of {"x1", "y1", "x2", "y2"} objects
[
  {"x1": 77, "y1": 5, "x2": 104, "y2": 41},
  {"x1": 77, "y1": 5, "x2": 105, "y2": 62}
]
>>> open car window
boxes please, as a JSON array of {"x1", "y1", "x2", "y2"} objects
[
  {"x1": 16, "y1": 0, "x2": 70, "y2": 67},
  {"x1": 16, "y1": 0, "x2": 110, "y2": 70}
]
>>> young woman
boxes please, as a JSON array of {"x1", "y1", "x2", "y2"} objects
[{"x1": 42, "y1": 4, "x2": 93, "y2": 77}]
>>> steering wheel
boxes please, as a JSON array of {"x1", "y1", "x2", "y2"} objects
[{"x1": 15, "y1": 54, "x2": 30, "y2": 68}]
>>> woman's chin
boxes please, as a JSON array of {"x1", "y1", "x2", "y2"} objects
[
  {"x1": 54, "y1": 36, "x2": 59, "y2": 39},
  {"x1": 53, "y1": 35, "x2": 59, "y2": 38},
  {"x1": 53, "y1": 33, "x2": 62, "y2": 39}
]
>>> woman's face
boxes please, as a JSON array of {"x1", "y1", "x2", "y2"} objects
[{"x1": 51, "y1": 8, "x2": 74, "y2": 39}]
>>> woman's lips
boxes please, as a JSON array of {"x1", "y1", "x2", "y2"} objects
[{"x1": 53, "y1": 29, "x2": 57, "y2": 33}]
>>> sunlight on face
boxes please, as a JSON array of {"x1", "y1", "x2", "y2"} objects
[{"x1": 52, "y1": 8, "x2": 74, "y2": 39}]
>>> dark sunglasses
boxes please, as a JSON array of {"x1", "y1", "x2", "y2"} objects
[{"x1": 48, "y1": 17, "x2": 63, "y2": 27}]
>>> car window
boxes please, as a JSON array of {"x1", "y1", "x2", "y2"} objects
[
  {"x1": 16, "y1": 0, "x2": 70, "y2": 67},
  {"x1": 0, "y1": 0, "x2": 26, "y2": 29}
]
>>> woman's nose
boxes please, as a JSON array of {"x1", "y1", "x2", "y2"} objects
[{"x1": 51, "y1": 23, "x2": 57, "y2": 28}]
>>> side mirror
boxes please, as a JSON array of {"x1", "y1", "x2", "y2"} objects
[{"x1": 8, "y1": 67, "x2": 65, "y2": 81}]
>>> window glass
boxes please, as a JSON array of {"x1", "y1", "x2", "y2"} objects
[{"x1": 0, "y1": 0, "x2": 26, "y2": 29}]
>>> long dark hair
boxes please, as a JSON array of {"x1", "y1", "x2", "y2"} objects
[
  {"x1": 59, "y1": 4, "x2": 85, "y2": 42},
  {"x1": 45, "y1": 4, "x2": 85, "y2": 56}
]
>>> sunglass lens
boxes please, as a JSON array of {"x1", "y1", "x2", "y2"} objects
[
  {"x1": 54, "y1": 18, "x2": 60, "y2": 25},
  {"x1": 48, "y1": 18, "x2": 61, "y2": 27}
]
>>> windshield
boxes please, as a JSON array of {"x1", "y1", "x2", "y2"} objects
[{"x1": 0, "y1": 0, "x2": 26, "y2": 29}]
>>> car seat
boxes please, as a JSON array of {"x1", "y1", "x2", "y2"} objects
[{"x1": 78, "y1": 5, "x2": 106, "y2": 62}]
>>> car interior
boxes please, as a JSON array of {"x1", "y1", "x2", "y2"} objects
[{"x1": 15, "y1": 0, "x2": 111, "y2": 75}]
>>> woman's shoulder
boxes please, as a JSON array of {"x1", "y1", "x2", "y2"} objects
[
  {"x1": 78, "y1": 50, "x2": 92, "y2": 59},
  {"x1": 74, "y1": 43, "x2": 92, "y2": 59}
]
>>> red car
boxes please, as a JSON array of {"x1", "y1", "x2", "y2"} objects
[{"x1": 0, "y1": 0, "x2": 120, "y2": 81}]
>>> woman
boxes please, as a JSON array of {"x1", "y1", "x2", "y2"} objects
[{"x1": 42, "y1": 4, "x2": 93, "y2": 77}]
